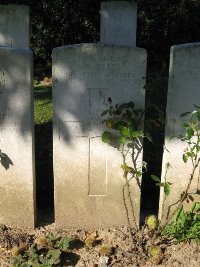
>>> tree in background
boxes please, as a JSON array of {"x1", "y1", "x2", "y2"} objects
[{"x1": 0, "y1": 0, "x2": 199, "y2": 66}]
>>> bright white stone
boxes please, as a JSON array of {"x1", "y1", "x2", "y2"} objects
[{"x1": 53, "y1": 43, "x2": 146, "y2": 228}]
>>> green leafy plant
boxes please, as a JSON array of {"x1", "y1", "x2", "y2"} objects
[
  {"x1": 179, "y1": 107, "x2": 200, "y2": 166},
  {"x1": 163, "y1": 202, "x2": 200, "y2": 243},
  {"x1": 159, "y1": 107, "x2": 200, "y2": 242},
  {"x1": 9, "y1": 234, "x2": 71, "y2": 267},
  {"x1": 10, "y1": 246, "x2": 61, "y2": 267},
  {"x1": 45, "y1": 234, "x2": 71, "y2": 251},
  {"x1": 151, "y1": 162, "x2": 172, "y2": 198},
  {"x1": 101, "y1": 98, "x2": 148, "y2": 231},
  {"x1": 177, "y1": 107, "x2": 200, "y2": 198},
  {"x1": 165, "y1": 107, "x2": 200, "y2": 224}
]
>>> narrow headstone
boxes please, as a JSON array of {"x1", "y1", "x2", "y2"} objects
[
  {"x1": 0, "y1": 47, "x2": 35, "y2": 228},
  {"x1": 0, "y1": 5, "x2": 29, "y2": 48},
  {"x1": 100, "y1": 1, "x2": 137, "y2": 47},
  {"x1": 159, "y1": 43, "x2": 200, "y2": 221},
  {"x1": 53, "y1": 44, "x2": 146, "y2": 228}
]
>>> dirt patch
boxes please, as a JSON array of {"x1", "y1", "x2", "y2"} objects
[{"x1": 0, "y1": 224, "x2": 199, "y2": 267}]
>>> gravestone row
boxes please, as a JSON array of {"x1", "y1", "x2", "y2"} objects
[{"x1": 0, "y1": 3, "x2": 199, "y2": 228}]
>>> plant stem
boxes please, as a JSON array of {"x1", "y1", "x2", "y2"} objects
[{"x1": 162, "y1": 156, "x2": 200, "y2": 228}]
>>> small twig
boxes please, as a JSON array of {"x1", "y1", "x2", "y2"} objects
[{"x1": 122, "y1": 181, "x2": 134, "y2": 244}]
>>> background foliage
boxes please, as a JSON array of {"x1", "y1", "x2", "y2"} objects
[{"x1": 0, "y1": 0, "x2": 199, "y2": 66}]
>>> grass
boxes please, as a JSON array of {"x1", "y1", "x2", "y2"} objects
[{"x1": 34, "y1": 85, "x2": 52, "y2": 125}]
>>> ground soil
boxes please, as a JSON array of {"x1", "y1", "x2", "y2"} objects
[{"x1": 0, "y1": 223, "x2": 199, "y2": 267}]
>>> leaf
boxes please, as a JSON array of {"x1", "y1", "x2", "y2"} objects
[
  {"x1": 183, "y1": 154, "x2": 188, "y2": 163},
  {"x1": 47, "y1": 249, "x2": 61, "y2": 265},
  {"x1": 164, "y1": 183, "x2": 170, "y2": 196},
  {"x1": 186, "y1": 151, "x2": 196, "y2": 159},
  {"x1": 191, "y1": 202, "x2": 200, "y2": 213},
  {"x1": 186, "y1": 127, "x2": 194, "y2": 139},
  {"x1": 151, "y1": 175, "x2": 160, "y2": 182},
  {"x1": 182, "y1": 123, "x2": 190, "y2": 128},
  {"x1": 181, "y1": 111, "x2": 191, "y2": 117},
  {"x1": 131, "y1": 130, "x2": 144, "y2": 138},
  {"x1": 135, "y1": 170, "x2": 142, "y2": 177},
  {"x1": 176, "y1": 205, "x2": 185, "y2": 220},
  {"x1": 56, "y1": 236, "x2": 70, "y2": 250},
  {"x1": 121, "y1": 164, "x2": 134, "y2": 173},
  {"x1": 119, "y1": 136, "x2": 126, "y2": 144},
  {"x1": 102, "y1": 131, "x2": 111, "y2": 144},
  {"x1": 120, "y1": 127, "x2": 130, "y2": 137},
  {"x1": 145, "y1": 132, "x2": 153, "y2": 142}
]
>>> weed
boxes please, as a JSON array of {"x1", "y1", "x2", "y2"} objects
[
  {"x1": 9, "y1": 234, "x2": 71, "y2": 267},
  {"x1": 163, "y1": 202, "x2": 200, "y2": 243},
  {"x1": 101, "y1": 98, "x2": 148, "y2": 232},
  {"x1": 165, "y1": 107, "x2": 200, "y2": 224}
]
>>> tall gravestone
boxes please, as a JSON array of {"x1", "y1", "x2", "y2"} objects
[
  {"x1": 159, "y1": 43, "x2": 200, "y2": 221},
  {"x1": 100, "y1": 1, "x2": 137, "y2": 47},
  {"x1": 53, "y1": 44, "x2": 146, "y2": 227},
  {"x1": 0, "y1": 47, "x2": 35, "y2": 228},
  {"x1": 0, "y1": 5, "x2": 29, "y2": 48}
]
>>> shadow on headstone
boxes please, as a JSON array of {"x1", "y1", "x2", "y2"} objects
[
  {"x1": 0, "y1": 149, "x2": 13, "y2": 170},
  {"x1": 0, "y1": 47, "x2": 35, "y2": 228},
  {"x1": 52, "y1": 43, "x2": 146, "y2": 228}
]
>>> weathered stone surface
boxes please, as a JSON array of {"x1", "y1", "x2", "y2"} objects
[
  {"x1": 0, "y1": 5, "x2": 29, "y2": 48},
  {"x1": 0, "y1": 47, "x2": 35, "y2": 228},
  {"x1": 159, "y1": 43, "x2": 200, "y2": 221},
  {"x1": 100, "y1": 1, "x2": 137, "y2": 47},
  {"x1": 53, "y1": 44, "x2": 146, "y2": 228}
]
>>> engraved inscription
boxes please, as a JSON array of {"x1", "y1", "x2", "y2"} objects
[
  {"x1": 66, "y1": 55, "x2": 135, "y2": 85},
  {"x1": 181, "y1": 69, "x2": 200, "y2": 82}
]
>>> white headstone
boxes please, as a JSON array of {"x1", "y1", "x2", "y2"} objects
[
  {"x1": 0, "y1": 5, "x2": 29, "y2": 48},
  {"x1": 100, "y1": 1, "x2": 137, "y2": 47},
  {"x1": 0, "y1": 47, "x2": 35, "y2": 228},
  {"x1": 159, "y1": 43, "x2": 200, "y2": 221},
  {"x1": 53, "y1": 44, "x2": 146, "y2": 228}
]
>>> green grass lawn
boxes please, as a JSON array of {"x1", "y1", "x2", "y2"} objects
[{"x1": 34, "y1": 85, "x2": 52, "y2": 124}]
